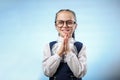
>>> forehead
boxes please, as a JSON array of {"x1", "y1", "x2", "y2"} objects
[{"x1": 56, "y1": 11, "x2": 75, "y2": 21}]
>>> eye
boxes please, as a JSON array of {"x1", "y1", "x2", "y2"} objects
[
  {"x1": 67, "y1": 21, "x2": 73, "y2": 25},
  {"x1": 58, "y1": 21, "x2": 63, "y2": 24}
]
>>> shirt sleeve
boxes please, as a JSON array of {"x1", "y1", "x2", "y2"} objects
[
  {"x1": 66, "y1": 44, "x2": 87, "y2": 78},
  {"x1": 42, "y1": 44, "x2": 61, "y2": 77}
]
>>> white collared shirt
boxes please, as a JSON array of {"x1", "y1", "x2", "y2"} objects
[{"x1": 42, "y1": 36, "x2": 87, "y2": 78}]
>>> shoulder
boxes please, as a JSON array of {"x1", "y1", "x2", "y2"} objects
[
  {"x1": 74, "y1": 41, "x2": 83, "y2": 45},
  {"x1": 43, "y1": 43, "x2": 49, "y2": 50},
  {"x1": 74, "y1": 41, "x2": 83, "y2": 48},
  {"x1": 73, "y1": 41, "x2": 82, "y2": 53},
  {"x1": 74, "y1": 41, "x2": 86, "y2": 47},
  {"x1": 49, "y1": 40, "x2": 57, "y2": 46},
  {"x1": 49, "y1": 41, "x2": 57, "y2": 45}
]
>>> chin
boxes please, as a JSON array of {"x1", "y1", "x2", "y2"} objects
[{"x1": 61, "y1": 32, "x2": 71, "y2": 36}]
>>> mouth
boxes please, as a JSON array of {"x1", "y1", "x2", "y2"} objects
[{"x1": 61, "y1": 29, "x2": 70, "y2": 34}]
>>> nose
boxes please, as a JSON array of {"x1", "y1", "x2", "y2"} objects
[{"x1": 62, "y1": 22, "x2": 68, "y2": 28}]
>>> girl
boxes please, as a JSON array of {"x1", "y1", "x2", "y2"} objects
[{"x1": 43, "y1": 9, "x2": 87, "y2": 80}]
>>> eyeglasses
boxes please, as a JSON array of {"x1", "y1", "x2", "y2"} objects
[{"x1": 55, "y1": 20, "x2": 76, "y2": 27}]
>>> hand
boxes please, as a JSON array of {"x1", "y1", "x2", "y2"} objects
[
  {"x1": 64, "y1": 34, "x2": 70, "y2": 54},
  {"x1": 57, "y1": 33, "x2": 70, "y2": 57},
  {"x1": 57, "y1": 40, "x2": 65, "y2": 57}
]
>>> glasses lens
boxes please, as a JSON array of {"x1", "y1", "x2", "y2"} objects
[
  {"x1": 55, "y1": 20, "x2": 76, "y2": 27},
  {"x1": 56, "y1": 21, "x2": 63, "y2": 27},
  {"x1": 67, "y1": 21, "x2": 75, "y2": 27}
]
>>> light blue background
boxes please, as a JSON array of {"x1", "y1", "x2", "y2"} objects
[{"x1": 0, "y1": 0, "x2": 120, "y2": 80}]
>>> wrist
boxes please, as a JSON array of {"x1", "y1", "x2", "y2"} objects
[{"x1": 57, "y1": 51, "x2": 63, "y2": 57}]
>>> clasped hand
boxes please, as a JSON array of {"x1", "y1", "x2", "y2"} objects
[{"x1": 58, "y1": 34, "x2": 70, "y2": 57}]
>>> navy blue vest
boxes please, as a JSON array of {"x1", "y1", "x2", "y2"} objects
[{"x1": 49, "y1": 41, "x2": 83, "y2": 80}]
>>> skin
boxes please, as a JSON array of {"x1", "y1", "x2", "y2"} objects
[{"x1": 55, "y1": 11, "x2": 77, "y2": 57}]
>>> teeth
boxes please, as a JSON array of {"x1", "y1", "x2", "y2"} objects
[
  {"x1": 63, "y1": 30, "x2": 68, "y2": 32},
  {"x1": 62, "y1": 30, "x2": 69, "y2": 33},
  {"x1": 62, "y1": 30, "x2": 69, "y2": 31}
]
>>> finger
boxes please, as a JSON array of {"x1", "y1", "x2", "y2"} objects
[
  {"x1": 64, "y1": 34, "x2": 67, "y2": 43},
  {"x1": 66, "y1": 34, "x2": 69, "y2": 43}
]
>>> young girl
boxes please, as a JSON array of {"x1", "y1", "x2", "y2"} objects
[{"x1": 42, "y1": 9, "x2": 87, "y2": 80}]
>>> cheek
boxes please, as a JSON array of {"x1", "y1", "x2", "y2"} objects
[
  {"x1": 56, "y1": 27, "x2": 62, "y2": 34},
  {"x1": 72, "y1": 26, "x2": 76, "y2": 32},
  {"x1": 56, "y1": 26, "x2": 60, "y2": 31},
  {"x1": 71, "y1": 27, "x2": 76, "y2": 32}
]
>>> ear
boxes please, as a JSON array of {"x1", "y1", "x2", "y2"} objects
[
  {"x1": 74, "y1": 23, "x2": 77, "y2": 30},
  {"x1": 55, "y1": 23, "x2": 57, "y2": 28},
  {"x1": 55, "y1": 24, "x2": 59, "y2": 31}
]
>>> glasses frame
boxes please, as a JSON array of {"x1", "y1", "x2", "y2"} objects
[{"x1": 55, "y1": 20, "x2": 76, "y2": 28}]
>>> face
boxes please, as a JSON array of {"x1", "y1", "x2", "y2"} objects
[{"x1": 55, "y1": 11, "x2": 77, "y2": 38}]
